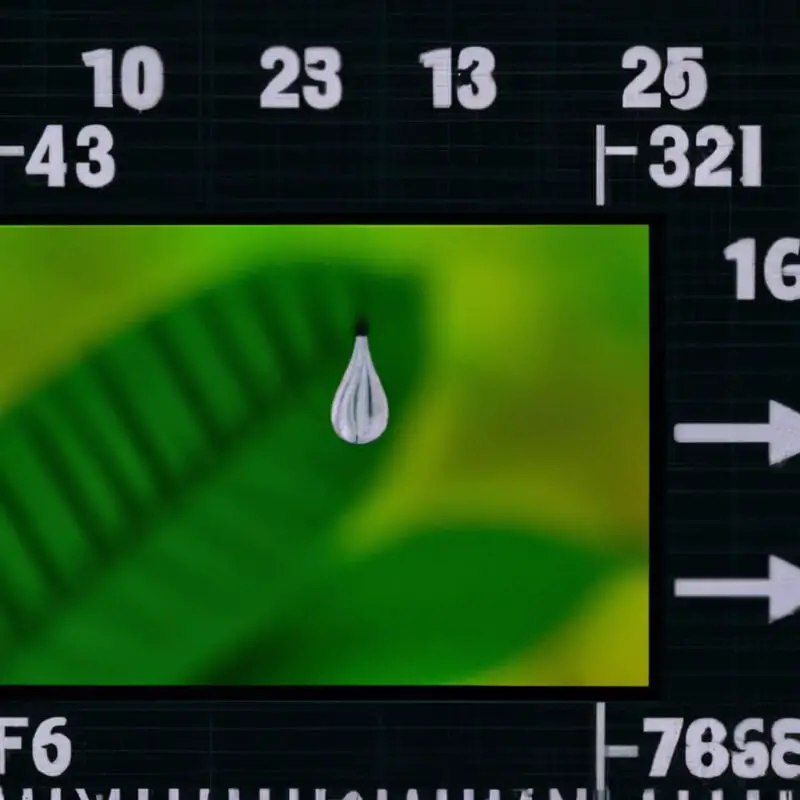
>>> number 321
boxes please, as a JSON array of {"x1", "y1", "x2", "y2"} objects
[{"x1": 649, "y1": 124, "x2": 762, "y2": 189}]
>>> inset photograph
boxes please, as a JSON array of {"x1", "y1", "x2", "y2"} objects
[{"x1": 0, "y1": 222, "x2": 652, "y2": 688}]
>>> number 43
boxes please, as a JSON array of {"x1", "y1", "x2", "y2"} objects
[{"x1": 24, "y1": 124, "x2": 116, "y2": 188}]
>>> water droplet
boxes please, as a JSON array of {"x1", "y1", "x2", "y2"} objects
[{"x1": 331, "y1": 321, "x2": 389, "y2": 445}]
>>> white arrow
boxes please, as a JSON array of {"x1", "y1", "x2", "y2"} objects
[
  {"x1": 673, "y1": 400, "x2": 800, "y2": 465},
  {"x1": 674, "y1": 556, "x2": 800, "y2": 623}
]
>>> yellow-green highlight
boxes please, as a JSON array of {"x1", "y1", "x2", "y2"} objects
[{"x1": 0, "y1": 224, "x2": 650, "y2": 686}]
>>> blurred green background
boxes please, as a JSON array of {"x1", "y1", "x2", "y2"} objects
[{"x1": 0, "y1": 224, "x2": 650, "y2": 687}]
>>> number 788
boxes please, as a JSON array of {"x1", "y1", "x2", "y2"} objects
[{"x1": 644, "y1": 717, "x2": 800, "y2": 780}]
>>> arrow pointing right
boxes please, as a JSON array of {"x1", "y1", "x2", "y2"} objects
[
  {"x1": 674, "y1": 556, "x2": 800, "y2": 623},
  {"x1": 673, "y1": 400, "x2": 800, "y2": 465}
]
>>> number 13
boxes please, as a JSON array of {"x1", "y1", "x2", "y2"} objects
[{"x1": 419, "y1": 47, "x2": 497, "y2": 110}]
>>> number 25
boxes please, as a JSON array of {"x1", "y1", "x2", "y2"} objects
[{"x1": 622, "y1": 45, "x2": 707, "y2": 111}]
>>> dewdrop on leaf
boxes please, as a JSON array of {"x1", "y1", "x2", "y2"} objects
[{"x1": 331, "y1": 318, "x2": 389, "y2": 444}]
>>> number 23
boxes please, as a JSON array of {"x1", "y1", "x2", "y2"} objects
[{"x1": 260, "y1": 46, "x2": 342, "y2": 110}]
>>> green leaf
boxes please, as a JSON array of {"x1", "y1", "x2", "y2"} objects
[
  {"x1": 210, "y1": 525, "x2": 628, "y2": 686},
  {"x1": 0, "y1": 260, "x2": 425, "y2": 685},
  {"x1": 534, "y1": 225, "x2": 650, "y2": 348}
]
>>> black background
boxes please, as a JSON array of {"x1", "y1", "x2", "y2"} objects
[{"x1": 1, "y1": 0, "x2": 799, "y2": 795}]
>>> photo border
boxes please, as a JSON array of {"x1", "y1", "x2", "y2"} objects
[{"x1": 0, "y1": 212, "x2": 665, "y2": 702}]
